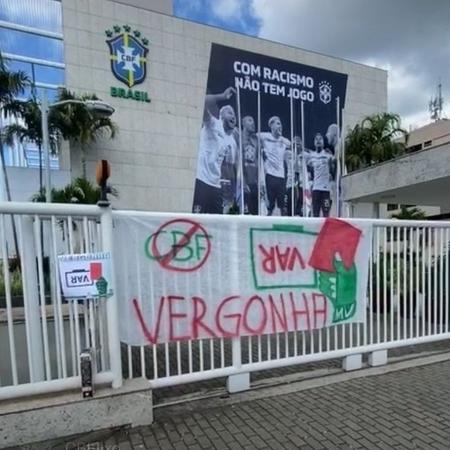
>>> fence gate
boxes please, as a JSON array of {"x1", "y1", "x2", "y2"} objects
[{"x1": 0, "y1": 202, "x2": 121, "y2": 401}]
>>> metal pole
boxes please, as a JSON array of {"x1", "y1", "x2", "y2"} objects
[
  {"x1": 100, "y1": 204, "x2": 123, "y2": 388},
  {"x1": 227, "y1": 219, "x2": 249, "y2": 392},
  {"x1": 341, "y1": 109, "x2": 347, "y2": 176},
  {"x1": 341, "y1": 109, "x2": 349, "y2": 217},
  {"x1": 41, "y1": 91, "x2": 51, "y2": 202},
  {"x1": 257, "y1": 90, "x2": 261, "y2": 216},
  {"x1": 0, "y1": 115, "x2": 7, "y2": 202},
  {"x1": 19, "y1": 216, "x2": 45, "y2": 382},
  {"x1": 235, "y1": 84, "x2": 244, "y2": 214},
  {"x1": 336, "y1": 97, "x2": 341, "y2": 217},
  {"x1": 300, "y1": 101, "x2": 309, "y2": 217},
  {"x1": 289, "y1": 94, "x2": 294, "y2": 216}
]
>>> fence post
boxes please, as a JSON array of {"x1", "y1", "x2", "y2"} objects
[
  {"x1": 100, "y1": 204, "x2": 123, "y2": 388},
  {"x1": 368, "y1": 350, "x2": 387, "y2": 366},
  {"x1": 227, "y1": 220, "x2": 250, "y2": 393},
  {"x1": 342, "y1": 353, "x2": 362, "y2": 371},
  {"x1": 227, "y1": 337, "x2": 250, "y2": 393},
  {"x1": 20, "y1": 216, "x2": 45, "y2": 382}
]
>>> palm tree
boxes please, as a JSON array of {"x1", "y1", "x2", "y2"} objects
[
  {"x1": 52, "y1": 89, "x2": 117, "y2": 178},
  {"x1": 0, "y1": 52, "x2": 29, "y2": 105},
  {"x1": 391, "y1": 205, "x2": 427, "y2": 220},
  {"x1": 0, "y1": 52, "x2": 29, "y2": 200},
  {"x1": 0, "y1": 52, "x2": 29, "y2": 258},
  {"x1": 345, "y1": 113, "x2": 408, "y2": 172},
  {"x1": 3, "y1": 97, "x2": 59, "y2": 193},
  {"x1": 390, "y1": 205, "x2": 427, "y2": 246},
  {"x1": 32, "y1": 177, "x2": 118, "y2": 204}
]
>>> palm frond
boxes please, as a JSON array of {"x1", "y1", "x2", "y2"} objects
[{"x1": 345, "y1": 113, "x2": 408, "y2": 172}]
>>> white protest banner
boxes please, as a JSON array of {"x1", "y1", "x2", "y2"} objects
[
  {"x1": 58, "y1": 252, "x2": 113, "y2": 299},
  {"x1": 114, "y1": 215, "x2": 372, "y2": 345}
]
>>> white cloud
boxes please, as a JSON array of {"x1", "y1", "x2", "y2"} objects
[
  {"x1": 362, "y1": 59, "x2": 431, "y2": 129},
  {"x1": 211, "y1": 0, "x2": 244, "y2": 21},
  {"x1": 249, "y1": 0, "x2": 450, "y2": 129}
]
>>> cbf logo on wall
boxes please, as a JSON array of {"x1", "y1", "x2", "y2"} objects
[
  {"x1": 105, "y1": 25, "x2": 151, "y2": 103},
  {"x1": 319, "y1": 81, "x2": 332, "y2": 104}
]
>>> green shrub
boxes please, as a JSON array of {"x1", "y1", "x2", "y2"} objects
[{"x1": 0, "y1": 264, "x2": 23, "y2": 297}]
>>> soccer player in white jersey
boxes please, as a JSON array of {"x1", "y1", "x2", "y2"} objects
[
  {"x1": 325, "y1": 123, "x2": 339, "y2": 214},
  {"x1": 259, "y1": 116, "x2": 291, "y2": 216},
  {"x1": 307, "y1": 132, "x2": 336, "y2": 217},
  {"x1": 241, "y1": 116, "x2": 259, "y2": 215},
  {"x1": 325, "y1": 123, "x2": 339, "y2": 155},
  {"x1": 192, "y1": 87, "x2": 238, "y2": 214},
  {"x1": 285, "y1": 135, "x2": 310, "y2": 216}
]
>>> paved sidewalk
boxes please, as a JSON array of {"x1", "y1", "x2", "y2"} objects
[{"x1": 26, "y1": 359, "x2": 450, "y2": 450}]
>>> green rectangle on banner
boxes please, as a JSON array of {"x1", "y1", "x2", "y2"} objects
[{"x1": 249, "y1": 225, "x2": 318, "y2": 290}]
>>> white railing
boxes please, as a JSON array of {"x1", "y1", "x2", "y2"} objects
[
  {"x1": 1, "y1": 204, "x2": 450, "y2": 401},
  {"x1": 115, "y1": 213, "x2": 450, "y2": 390},
  {"x1": 0, "y1": 202, "x2": 122, "y2": 400}
]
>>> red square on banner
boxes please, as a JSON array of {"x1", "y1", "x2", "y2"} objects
[{"x1": 90, "y1": 262, "x2": 102, "y2": 280}]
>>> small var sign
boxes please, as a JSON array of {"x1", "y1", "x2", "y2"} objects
[{"x1": 58, "y1": 252, "x2": 113, "y2": 299}]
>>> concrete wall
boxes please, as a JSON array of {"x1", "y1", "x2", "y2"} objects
[
  {"x1": 110, "y1": 0, "x2": 173, "y2": 15},
  {"x1": 406, "y1": 119, "x2": 450, "y2": 150},
  {"x1": 62, "y1": 0, "x2": 387, "y2": 211},
  {"x1": 350, "y1": 202, "x2": 379, "y2": 218},
  {"x1": 4, "y1": 167, "x2": 71, "y2": 202},
  {"x1": 342, "y1": 142, "x2": 450, "y2": 209}
]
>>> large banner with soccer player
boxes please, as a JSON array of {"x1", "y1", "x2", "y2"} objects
[{"x1": 192, "y1": 43, "x2": 348, "y2": 218}]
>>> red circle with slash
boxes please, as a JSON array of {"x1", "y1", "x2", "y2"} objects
[{"x1": 151, "y1": 218, "x2": 211, "y2": 272}]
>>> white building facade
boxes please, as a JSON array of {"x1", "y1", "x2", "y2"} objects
[{"x1": 2, "y1": 0, "x2": 387, "y2": 211}]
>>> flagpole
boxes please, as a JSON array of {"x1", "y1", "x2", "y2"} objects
[
  {"x1": 257, "y1": 90, "x2": 261, "y2": 216},
  {"x1": 289, "y1": 93, "x2": 294, "y2": 217},
  {"x1": 341, "y1": 107, "x2": 348, "y2": 216},
  {"x1": 341, "y1": 109, "x2": 347, "y2": 175},
  {"x1": 236, "y1": 83, "x2": 244, "y2": 215},
  {"x1": 300, "y1": 100, "x2": 308, "y2": 217},
  {"x1": 336, "y1": 97, "x2": 341, "y2": 217}
]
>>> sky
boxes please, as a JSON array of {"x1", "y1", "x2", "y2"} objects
[{"x1": 174, "y1": 0, "x2": 450, "y2": 130}]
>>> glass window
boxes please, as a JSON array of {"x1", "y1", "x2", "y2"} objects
[
  {"x1": 0, "y1": 0, "x2": 62, "y2": 33},
  {"x1": 407, "y1": 143, "x2": 422, "y2": 153},
  {"x1": 6, "y1": 59, "x2": 64, "y2": 89},
  {"x1": 7, "y1": 59, "x2": 32, "y2": 74},
  {"x1": 35, "y1": 86, "x2": 59, "y2": 103},
  {"x1": 0, "y1": 28, "x2": 63, "y2": 62},
  {"x1": 34, "y1": 65, "x2": 65, "y2": 86}
]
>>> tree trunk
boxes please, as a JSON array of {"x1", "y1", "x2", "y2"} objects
[
  {"x1": 38, "y1": 143, "x2": 43, "y2": 193},
  {"x1": 81, "y1": 145, "x2": 87, "y2": 178},
  {"x1": 0, "y1": 135, "x2": 20, "y2": 260}
]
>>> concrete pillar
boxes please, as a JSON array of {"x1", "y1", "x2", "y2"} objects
[
  {"x1": 227, "y1": 372, "x2": 250, "y2": 393},
  {"x1": 372, "y1": 202, "x2": 380, "y2": 219},
  {"x1": 227, "y1": 337, "x2": 250, "y2": 393},
  {"x1": 368, "y1": 350, "x2": 387, "y2": 367},
  {"x1": 20, "y1": 216, "x2": 45, "y2": 382},
  {"x1": 227, "y1": 220, "x2": 250, "y2": 394},
  {"x1": 342, "y1": 354, "x2": 362, "y2": 371}
]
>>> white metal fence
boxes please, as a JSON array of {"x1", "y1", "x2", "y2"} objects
[
  {"x1": 0, "y1": 202, "x2": 121, "y2": 400},
  {"x1": 117, "y1": 215, "x2": 450, "y2": 389},
  {"x1": 0, "y1": 203, "x2": 449, "y2": 401}
]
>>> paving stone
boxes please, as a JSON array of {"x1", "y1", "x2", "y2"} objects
[{"x1": 32, "y1": 358, "x2": 450, "y2": 450}]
